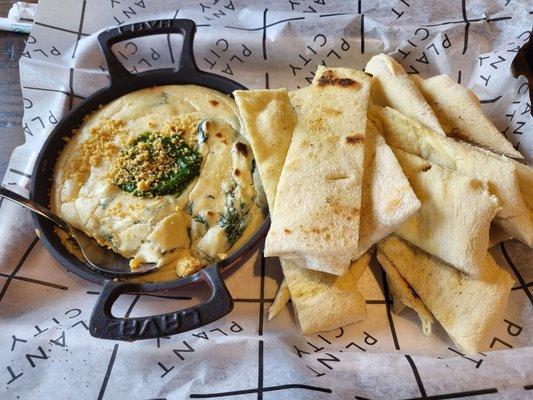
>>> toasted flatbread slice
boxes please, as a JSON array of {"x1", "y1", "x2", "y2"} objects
[
  {"x1": 393, "y1": 149, "x2": 500, "y2": 278},
  {"x1": 371, "y1": 105, "x2": 533, "y2": 248},
  {"x1": 233, "y1": 88, "x2": 297, "y2": 209},
  {"x1": 290, "y1": 92, "x2": 421, "y2": 259},
  {"x1": 267, "y1": 252, "x2": 370, "y2": 328},
  {"x1": 365, "y1": 53, "x2": 445, "y2": 136},
  {"x1": 267, "y1": 261, "x2": 370, "y2": 327},
  {"x1": 378, "y1": 235, "x2": 514, "y2": 354},
  {"x1": 488, "y1": 224, "x2": 513, "y2": 248},
  {"x1": 354, "y1": 122, "x2": 421, "y2": 257},
  {"x1": 282, "y1": 254, "x2": 369, "y2": 334},
  {"x1": 378, "y1": 251, "x2": 433, "y2": 335},
  {"x1": 268, "y1": 279, "x2": 291, "y2": 321},
  {"x1": 411, "y1": 74, "x2": 522, "y2": 159},
  {"x1": 265, "y1": 67, "x2": 372, "y2": 275}
]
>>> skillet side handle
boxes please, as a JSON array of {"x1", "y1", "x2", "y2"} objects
[
  {"x1": 89, "y1": 265, "x2": 233, "y2": 341},
  {"x1": 97, "y1": 19, "x2": 198, "y2": 86}
]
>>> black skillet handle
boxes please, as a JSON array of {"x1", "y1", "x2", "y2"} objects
[
  {"x1": 97, "y1": 19, "x2": 198, "y2": 86},
  {"x1": 89, "y1": 265, "x2": 233, "y2": 341}
]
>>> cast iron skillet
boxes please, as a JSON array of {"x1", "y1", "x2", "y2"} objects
[{"x1": 29, "y1": 19, "x2": 269, "y2": 341}]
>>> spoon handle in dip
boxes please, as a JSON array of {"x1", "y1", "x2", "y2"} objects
[{"x1": 0, "y1": 187, "x2": 71, "y2": 232}]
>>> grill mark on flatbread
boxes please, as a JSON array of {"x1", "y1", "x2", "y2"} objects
[
  {"x1": 325, "y1": 173, "x2": 349, "y2": 181},
  {"x1": 316, "y1": 70, "x2": 361, "y2": 89},
  {"x1": 235, "y1": 142, "x2": 248, "y2": 157},
  {"x1": 322, "y1": 106, "x2": 342, "y2": 116},
  {"x1": 309, "y1": 116, "x2": 325, "y2": 131},
  {"x1": 346, "y1": 134, "x2": 364, "y2": 144},
  {"x1": 324, "y1": 195, "x2": 359, "y2": 216},
  {"x1": 385, "y1": 198, "x2": 402, "y2": 214}
]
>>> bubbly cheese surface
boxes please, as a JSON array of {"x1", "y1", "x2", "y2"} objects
[{"x1": 51, "y1": 85, "x2": 266, "y2": 280}]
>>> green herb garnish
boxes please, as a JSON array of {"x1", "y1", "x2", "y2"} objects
[{"x1": 112, "y1": 131, "x2": 201, "y2": 198}]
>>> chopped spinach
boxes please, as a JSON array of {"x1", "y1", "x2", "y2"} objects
[
  {"x1": 218, "y1": 184, "x2": 249, "y2": 247},
  {"x1": 193, "y1": 214, "x2": 209, "y2": 230},
  {"x1": 184, "y1": 202, "x2": 193, "y2": 215},
  {"x1": 102, "y1": 232, "x2": 114, "y2": 245},
  {"x1": 160, "y1": 91, "x2": 169, "y2": 104},
  {"x1": 198, "y1": 248, "x2": 214, "y2": 265},
  {"x1": 196, "y1": 120, "x2": 208, "y2": 144}
]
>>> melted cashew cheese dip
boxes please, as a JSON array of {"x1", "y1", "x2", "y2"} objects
[{"x1": 51, "y1": 85, "x2": 266, "y2": 278}]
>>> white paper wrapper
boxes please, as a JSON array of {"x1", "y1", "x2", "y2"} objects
[{"x1": 1, "y1": 1, "x2": 532, "y2": 399}]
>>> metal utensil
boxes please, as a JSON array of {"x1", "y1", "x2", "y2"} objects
[{"x1": 0, "y1": 187, "x2": 158, "y2": 276}]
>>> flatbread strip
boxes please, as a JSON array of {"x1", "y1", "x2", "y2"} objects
[
  {"x1": 233, "y1": 88, "x2": 296, "y2": 209},
  {"x1": 371, "y1": 105, "x2": 533, "y2": 248},
  {"x1": 282, "y1": 254, "x2": 369, "y2": 334},
  {"x1": 393, "y1": 149, "x2": 500, "y2": 278},
  {"x1": 365, "y1": 53, "x2": 445, "y2": 136},
  {"x1": 268, "y1": 255, "x2": 370, "y2": 322},
  {"x1": 377, "y1": 251, "x2": 433, "y2": 336},
  {"x1": 265, "y1": 66, "x2": 372, "y2": 275},
  {"x1": 235, "y1": 87, "x2": 367, "y2": 332},
  {"x1": 289, "y1": 89, "x2": 421, "y2": 259},
  {"x1": 377, "y1": 235, "x2": 514, "y2": 354},
  {"x1": 412, "y1": 74, "x2": 522, "y2": 159},
  {"x1": 268, "y1": 279, "x2": 290, "y2": 321},
  {"x1": 355, "y1": 122, "x2": 421, "y2": 257}
]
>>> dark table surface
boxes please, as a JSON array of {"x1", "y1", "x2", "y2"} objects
[{"x1": 0, "y1": 0, "x2": 28, "y2": 181}]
